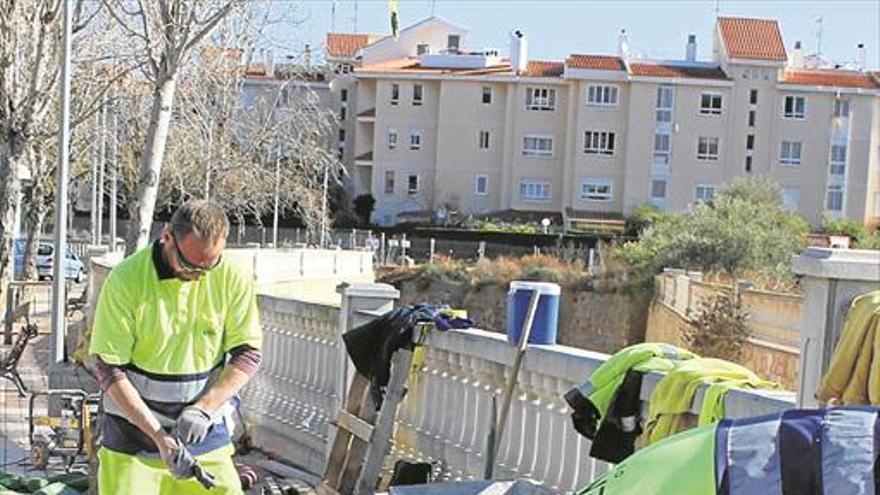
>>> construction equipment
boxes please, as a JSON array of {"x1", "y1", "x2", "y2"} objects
[
  {"x1": 2, "y1": 309, "x2": 39, "y2": 396},
  {"x1": 28, "y1": 389, "x2": 101, "y2": 471}
]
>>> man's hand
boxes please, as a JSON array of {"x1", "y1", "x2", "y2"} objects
[
  {"x1": 176, "y1": 405, "x2": 214, "y2": 445},
  {"x1": 155, "y1": 433, "x2": 197, "y2": 479}
]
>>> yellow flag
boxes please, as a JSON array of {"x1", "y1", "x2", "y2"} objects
[{"x1": 389, "y1": 0, "x2": 399, "y2": 39}]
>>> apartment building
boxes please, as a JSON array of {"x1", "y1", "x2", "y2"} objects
[{"x1": 325, "y1": 16, "x2": 880, "y2": 227}]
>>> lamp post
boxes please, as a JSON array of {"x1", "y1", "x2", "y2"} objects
[{"x1": 541, "y1": 217, "x2": 551, "y2": 234}]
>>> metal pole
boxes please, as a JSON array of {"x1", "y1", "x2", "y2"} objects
[
  {"x1": 380, "y1": 232, "x2": 386, "y2": 265},
  {"x1": 51, "y1": 0, "x2": 73, "y2": 364},
  {"x1": 429, "y1": 238, "x2": 435, "y2": 264},
  {"x1": 109, "y1": 85, "x2": 119, "y2": 252},
  {"x1": 320, "y1": 164, "x2": 328, "y2": 248},
  {"x1": 272, "y1": 153, "x2": 280, "y2": 247},
  {"x1": 90, "y1": 111, "x2": 98, "y2": 245},
  {"x1": 204, "y1": 125, "x2": 213, "y2": 199},
  {"x1": 96, "y1": 98, "x2": 106, "y2": 245}
]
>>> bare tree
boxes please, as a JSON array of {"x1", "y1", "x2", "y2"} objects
[{"x1": 102, "y1": 0, "x2": 242, "y2": 254}]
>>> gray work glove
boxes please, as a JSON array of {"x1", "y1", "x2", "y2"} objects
[
  {"x1": 163, "y1": 439, "x2": 197, "y2": 479},
  {"x1": 176, "y1": 405, "x2": 214, "y2": 445}
]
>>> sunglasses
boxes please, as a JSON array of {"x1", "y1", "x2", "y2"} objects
[{"x1": 170, "y1": 233, "x2": 221, "y2": 274}]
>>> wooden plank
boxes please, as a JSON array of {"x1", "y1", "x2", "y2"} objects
[
  {"x1": 355, "y1": 349, "x2": 414, "y2": 495},
  {"x1": 323, "y1": 373, "x2": 370, "y2": 489},
  {"x1": 338, "y1": 382, "x2": 379, "y2": 494},
  {"x1": 337, "y1": 411, "x2": 374, "y2": 443}
]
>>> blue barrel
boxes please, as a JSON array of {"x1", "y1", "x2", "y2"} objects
[{"x1": 506, "y1": 281, "x2": 560, "y2": 345}]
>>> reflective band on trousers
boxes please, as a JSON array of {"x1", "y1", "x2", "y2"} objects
[
  {"x1": 727, "y1": 416, "x2": 783, "y2": 495},
  {"x1": 822, "y1": 408, "x2": 877, "y2": 495}
]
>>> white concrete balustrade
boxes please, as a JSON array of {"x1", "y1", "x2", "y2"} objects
[{"x1": 241, "y1": 286, "x2": 798, "y2": 493}]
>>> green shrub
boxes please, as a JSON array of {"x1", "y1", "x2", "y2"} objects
[
  {"x1": 823, "y1": 218, "x2": 870, "y2": 248},
  {"x1": 685, "y1": 292, "x2": 750, "y2": 361}
]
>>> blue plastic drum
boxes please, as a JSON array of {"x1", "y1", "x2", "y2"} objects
[{"x1": 506, "y1": 281, "x2": 561, "y2": 345}]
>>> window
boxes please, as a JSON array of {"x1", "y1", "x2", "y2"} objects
[
  {"x1": 387, "y1": 129, "x2": 398, "y2": 149},
  {"x1": 407, "y1": 174, "x2": 419, "y2": 194},
  {"x1": 337, "y1": 147, "x2": 344, "y2": 160},
  {"x1": 749, "y1": 89, "x2": 758, "y2": 105},
  {"x1": 697, "y1": 137, "x2": 719, "y2": 161},
  {"x1": 784, "y1": 95, "x2": 806, "y2": 119},
  {"x1": 341, "y1": 89, "x2": 348, "y2": 102},
  {"x1": 475, "y1": 174, "x2": 488, "y2": 195},
  {"x1": 525, "y1": 87, "x2": 556, "y2": 111},
  {"x1": 339, "y1": 107, "x2": 346, "y2": 121},
  {"x1": 413, "y1": 84, "x2": 423, "y2": 106},
  {"x1": 655, "y1": 86, "x2": 674, "y2": 123},
  {"x1": 830, "y1": 144, "x2": 847, "y2": 175},
  {"x1": 584, "y1": 131, "x2": 616, "y2": 155},
  {"x1": 695, "y1": 185, "x2": 715, "y2": 203},
  {"x1": 587, "y1": 85, "x2": 618, "y2": 106},
  {"x1": 447, "y1": 35, "x2": 460, "y2": 52},
  {"x1": 834, "y1": 100, "x2": 850, "y2": 118},
  {"x1": 338, "y1": 129, "x2": 345, "y2": 143},
  {"x1": 745, "y1": 156, "x2": 753, "y2": 172},
  {"x1": 651, "y1": 179, "x2": 667, "y2": 199},
  {"x1": 519, "y1": 180, "x2": 551, "y2": 201},
  {"x1": 581, "y1": 180, "x2": 613, "y2": 201},
  {"x1": 781, "y1": 188, "x2": 800, "y2": 211},
  {"x1": 479, "y1": 130, "x2": 490, "y2": 149},
  {"x1": 482, "y1": 86, "x2": 492, "y2": 104},
  {"x1": 416, "y1": 43, "x2": 429, "y2": 55},
  {"x1": 826, "y1": 185, "x2": 844, "y2": 211},
  {"x1": 780, "y1": 141, "x2": 802, "y2": 166},
  {"x1": 748, "y1": 110, "x2": 756, "y2": 127},
  {"x1": 384, "y1": 171, "x2": 395, "y2": 194},
  {"x1": 700, "y1": 93, "x2": 723, "y2": 115},
  {"x1": 746, "y1": 134, "x2": 755, "y2": 150},
  {"x1": 409, "y1": 131, "x2": 422, "y2": 150},
  {"x1": 390, "y1": 84, "x2": 399, "y2": 105},
  {"x1": 653, "y1": 133, "x2": 671, "y2": 165},
  {"x1": 523, "y1": 136, "x2": 553, "y2": 156}
]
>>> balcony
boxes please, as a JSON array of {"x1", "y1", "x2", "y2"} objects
[
  {"x1": 420, "y1": 48, "x2": 502, "y2": 69},
  {"x1": 357, "y1": 108, "x2": 376, "y2": 123},
  {"x1": 355, "y1": 151, "x2": 373, "y2": 166}
]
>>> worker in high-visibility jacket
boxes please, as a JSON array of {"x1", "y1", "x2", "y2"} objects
[{"x1": 88, "y1": 200, "x2": 262, "y2": 494}]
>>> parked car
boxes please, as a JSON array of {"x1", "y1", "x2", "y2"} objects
[{"x1": 35, "y1": 242, "x2": 86, "y2": 283}]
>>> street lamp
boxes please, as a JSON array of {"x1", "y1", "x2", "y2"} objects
[{"x1": 541, "y1": 217, "x2": 551, "y2": 234}]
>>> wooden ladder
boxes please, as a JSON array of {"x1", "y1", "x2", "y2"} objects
[{"x1": 320, "y1": 348, "x2": 415, "y2": 495}]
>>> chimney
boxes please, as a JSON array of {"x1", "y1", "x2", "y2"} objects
[
  {"x1": 789, "y1": 41, "x2": 803, "y2": 68},
  {"x1": 509, "y1": 30, "x2": 528, "y2": 74},
  {"x1": 266, "y1": 49, "x2": 275, "y2": 76},
  {"x1": 686, "y1": 34, "x2": 697, "y2": 62},
  {"x1": 304, "y1": 44, "x2": 312, "y2": 71},
  {"x1": 856, "y1": 43, "x2": 865, "y2": 71},
  {"x1": 618, "y1": 29, "x2": 629, "y2": 58}
]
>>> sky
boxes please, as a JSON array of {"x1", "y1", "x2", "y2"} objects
[{"x1": 266, "y1": 0, "x2": 879, "y2": 70}]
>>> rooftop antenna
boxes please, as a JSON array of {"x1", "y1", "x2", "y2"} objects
[
  {"x1": 331, "y1": 1, "x2": 336, "y2": 32},
  {"x1": 353, "y1": 0, "x2": 359, "y2": 32},
  {"x1": 815, "y1": 15, "x2": 824, "y2": 55},
  {"x1": 714, "y1": 0, "x2": 720, "y2": 18},
  {"x1": 431, "y1": 0, "x2": 437, "y2": 16}
]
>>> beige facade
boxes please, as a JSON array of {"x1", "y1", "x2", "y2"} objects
[{"x1": 325, "y1": 16, "x2": 880, "y2": 227}]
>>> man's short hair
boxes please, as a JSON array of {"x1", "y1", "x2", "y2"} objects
[{"x1": 170, "y1": 200, "x2": 229, "y2": 245}]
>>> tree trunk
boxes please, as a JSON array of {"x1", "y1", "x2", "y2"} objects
[
  {"x1": 125, "y1": 75, "x2": 178, "y2": 255},
  {"x1": 0, "y1": 137, "x2": 26, "y2": 316},
  {"x1": 22, "y1": 186, "x2": 48, "y2": 281}
]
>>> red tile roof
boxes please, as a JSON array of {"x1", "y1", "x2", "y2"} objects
[
  {"x1": 326, "y1": 33, "x2": 371, "y2": 58},
  {"x1": 628, "y1": 62, "x2": 728, "y2": 80},
  {"x1": 781, "y1": 69, "x2": 880, "y2": 89},
  {"x1": 717, "y1": 17, "x2": 787, "y2": 62},
  {"x1": 523, "y1": 60, "x2": 565, "y2": 77},
  {"x1": 566, "y1": 55, "x2": 626, "y2": 71}
]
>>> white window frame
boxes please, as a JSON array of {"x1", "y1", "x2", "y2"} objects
[
  {"x1": 407, "y1": 174, "x2": 420, "y2": 195},
  {"x1": 416, "y1": 43, "x2": 429, "y2": 55},
  {"x1": 409, "y1": 131, "x2": 422, "y2": 150},
  {"x1": 413, "y1": 84, "x2": 423, "y2": 106},
  {"x1": 580, "y1": 179, "x2": 613, "y2": 202},
  {"x1": 833, "y1": 99, "x2": 850, "y2": 118},
  {"x1": 783, "y1": 95, "x2": 806, "y2": 120},
  {"x1": 650, "y1": 179, "x2": 667, "y2": 199},
  {"x1": 697, "y1": 137, "x2": 720, "y2": 161},
  {"x1": 384, "y1": 170, "x2": 395, "y2": 195},
  {"x1": 479, "y1": 130, "x2": 490, "y2": 149},
  {"x1": 583, "y1": 131, "x2": 616, "y2": 156},
  {"x1": 390, "y1": 83, "x2": 399, "y2": 105},
  {"x1": 387, "y1": 128, "x2": 398, "y2": 149},
  {"x1": 780, "y1": 141, "x2": 802, "y2": 166},
  {"x1": 523, "y1": 135, "x2": 553, "y2": 157},
  {"x1": 826, "y1": 184, "x2": 844, "y2": 211},
  {"x1": 519, "y1": 179, "x2": 551, "y2": 202},
  {"x1": 475, "y1": 174, "x2": 488, "y2": 196},
  {"x1": 655, "y1": 86, "x2": 674, "y2": 123},
  {"x1": 699, "y1": 93, "x2": 723, "y2": 115},
  {"x1": 694, "y1": 184, "x2": 716, "y2": 204},
  {"x1": 653, "y1": 133, "x2": 671, "y2": 165},
  {"x1": 587, "y1": 85, "x2": 619, "y2": 107},
  {"x1": 830, "y1": 143, "x2": 847, "y2": 176},
  {"x1": 525, "y1": 87, "x2": 556, "y2": 111}
]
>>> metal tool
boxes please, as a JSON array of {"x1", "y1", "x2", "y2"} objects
[{"x1": 153, "y1": 409, "x2": 217, "y2": 489}]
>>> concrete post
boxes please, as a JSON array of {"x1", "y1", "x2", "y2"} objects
[
  {"x1": 429, "y1": 238, "x2": 435, "y2": 264},
  {"x1": 331, "y1": 283, "x2": 400, "y2": 461},
  {"x1": 792, "y1": 248, "x2": 880, "y2": 407},
  {"x1": 380, "y1": 232, "x2": 386, "y2": 265}
]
